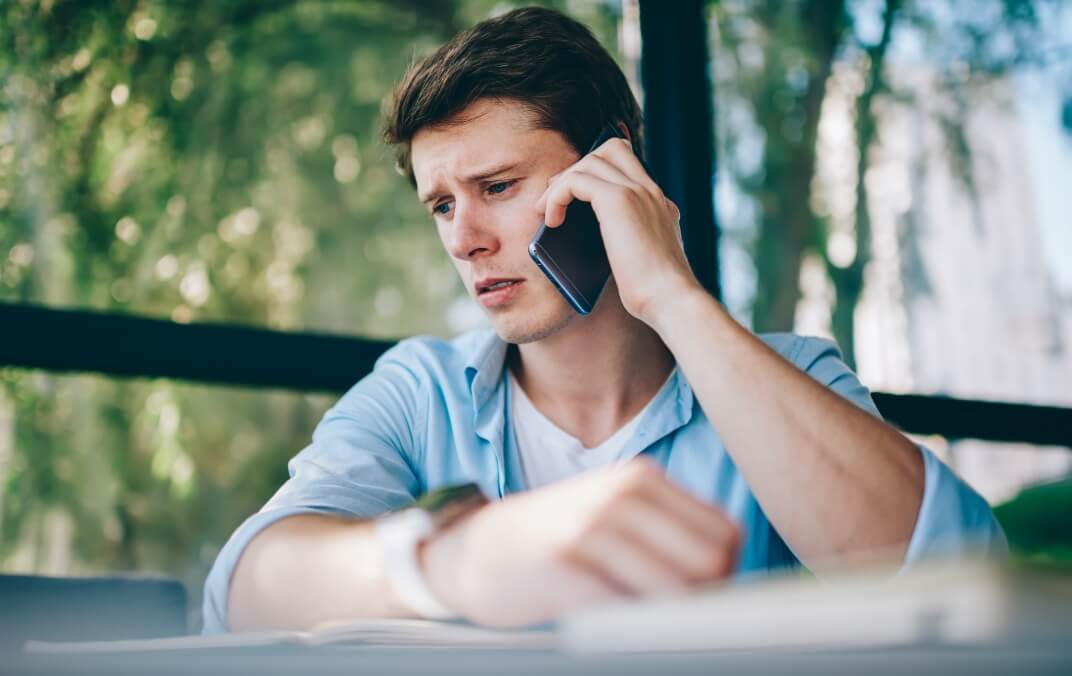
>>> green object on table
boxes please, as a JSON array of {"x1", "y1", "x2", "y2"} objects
[{"x1": 994, "y1": 476, "x2": 1072, "y2": 566}]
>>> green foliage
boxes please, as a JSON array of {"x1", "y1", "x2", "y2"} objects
[
  {"x1": 995, "y1": 478, "x2": 1072, "y2": 566},
  {"x1": 0, "y1": 0, "x2": 622, "y2": 614}
]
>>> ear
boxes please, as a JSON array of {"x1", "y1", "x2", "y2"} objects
[{"x1": 615, "y1": 121, "x2": 632, "y2": 143}]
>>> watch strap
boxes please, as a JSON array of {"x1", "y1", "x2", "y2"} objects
[{"x1": 374, "y1": 507, "x2": 456, "y2": 619}]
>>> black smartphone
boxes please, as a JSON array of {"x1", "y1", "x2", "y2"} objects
[{"x1": 528, "y1": 124, "x2": 628, "y2": 315}]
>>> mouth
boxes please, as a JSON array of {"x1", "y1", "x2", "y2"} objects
[{"x1": 475, "y1": 277, "x2": 525, "y2": 308}]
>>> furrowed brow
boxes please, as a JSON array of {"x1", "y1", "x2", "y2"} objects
[
  {"x1": 419, "y1": 161, "x2": 523, "y2": 205},
  {"x1": 462, "y1": 161, "x2": 521, "y2": 183}
]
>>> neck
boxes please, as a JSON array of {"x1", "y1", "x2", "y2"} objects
[{"x1": 508, "y1": 282, "x2": 675, "y2": 448}]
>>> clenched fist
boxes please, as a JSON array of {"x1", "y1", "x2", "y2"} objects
[{"x1": 420, "y1": 458, "x2": 740, "y2": 628}]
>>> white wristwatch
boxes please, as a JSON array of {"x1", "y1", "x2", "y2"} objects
[{"x1": 374, "y1": 483, "x2": 487, "y2": 619}]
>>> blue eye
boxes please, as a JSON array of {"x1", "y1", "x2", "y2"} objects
[
  {"x1": 487, "y1": 181, "x2": 513, "y2": 195},
  {"x1": 433, "y1": 201, "x2": 452, "y2": 215}
]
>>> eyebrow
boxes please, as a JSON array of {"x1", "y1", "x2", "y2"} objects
[{"x1": 419, "y1": 161, "x2": 522, "y2": 205}]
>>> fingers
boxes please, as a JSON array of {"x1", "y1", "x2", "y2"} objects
[
  {"x1": 535, "y1": 142, "x2": 662, "y2": 228},
  {"x1": 536, "y1": 154, "x2": 637, "y2": 223},
  {"x1": 537, "y1": 168, "x2": 623, "y2": 228},
  {"x1": 591, "y1": 137, "x2": 662, "y2": 197},
  {"x1": 569, "y1": 153, "x2": 636, "y2": 190},
  {"x1": 643, "y1": 469, "x2": 741, "y2": 566},
  {"x1": 666, "y1": 197, "x2": 681, "y2": 223},
  {"x1": 558, "y1": 461, "x2": 741, "y2": 596},
  {"x1": 567, "y1": 528, "x2": 688, "y2": 596},
  {"x1": 622, "y1": 461, "x2": 741, "y2": 580},
  {"x1": 614, "y1": 494, "x2": 737, "y2": 582}
]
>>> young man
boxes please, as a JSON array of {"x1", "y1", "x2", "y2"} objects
[{"x1": 204, "y1": 7, "x2": 1003, "y2": 633}]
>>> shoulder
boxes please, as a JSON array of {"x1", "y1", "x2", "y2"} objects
[
  {"x1": 371, "y1": 328, "x2": 496, "y2": 381},
  {"x1": 325, "y1": 329, "x2": 496, "y2": 439},
  {"x1": 757, "y1": 332, "x2": 880, "y2": 416},
  {"x1": 755, "y1": 332, "x2": 843, "y2": 370}
]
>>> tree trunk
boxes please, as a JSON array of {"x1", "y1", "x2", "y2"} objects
[
  {"x1": 751, "y1": 0, "x2": 846, "y2": 332},
  {"x1": 827, "y1": 0, "x2": 900, "y2": 369}
]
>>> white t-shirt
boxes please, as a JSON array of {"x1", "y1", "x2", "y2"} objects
[{"x1": 508, "y1": 368, "x2": 676, "y2": 490}]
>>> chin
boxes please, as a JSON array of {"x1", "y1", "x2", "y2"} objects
[{"x1": 490, "y1": 305, "x2": 576, "y2": 344}]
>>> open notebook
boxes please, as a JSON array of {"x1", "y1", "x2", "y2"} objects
[
  {"x1": 24, "y1": 559, "x2": 1072, "y2": 655},
  {"x1": 24, "y1": 618, "x2": 554, "y2": 654}
]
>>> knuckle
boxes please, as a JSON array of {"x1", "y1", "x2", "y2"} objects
[
  {"x1": 685, "y1": 541, "x2": 727, "y2": 581},
  {"x1": 622, "y1": 459, "x2": 659, "y2": 486},
  {"x1": 550, "y1": 538, "x2": 579, "y2": 566},
  {"x1": 713, "y1": 533, "x2": 741, "y2": 576},
  {"x1": 727, "y1": 521, "x2": 742, "y2": 544},
  {"x1": 605, "y1": 493, "x2": 641, "y2": 525},
  {"x1": 702, "y1": 543, "x2": 730, "y2": 576},
  {"x1": 550, "y1": 171, "x2": 572, "y2": 191},
  {"x1": 549, "y1": 534, "x2": 580, "y2": 566},
  {"x1": 568, "y1": 511, "x2": 605, "y2": 549}
]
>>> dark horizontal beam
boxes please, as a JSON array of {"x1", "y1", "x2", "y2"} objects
[
  {"x1": 0, "y1": 301, "x2": 393, "y2": 393},
  {"x1": 2, "y1": 302, "x2": 1069, "y2": 448},
  {"x1": 872, "y1": 392, "x2": 1071, "y2": 449}
]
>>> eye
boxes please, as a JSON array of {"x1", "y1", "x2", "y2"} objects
[
  {"x1": 487, "y1": 180, "x2": 515, "y2": 195},
  {"x1": 433, "y1": 201, "x2": 452, "y2": 216}
]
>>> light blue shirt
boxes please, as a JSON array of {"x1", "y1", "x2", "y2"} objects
[{"x1": 202, "y1": 329, "x2": 1006, "y2": 632}]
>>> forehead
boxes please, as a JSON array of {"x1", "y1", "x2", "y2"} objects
[{"x1": 410, "y1": 99, "x2": 571, "y2": 196}]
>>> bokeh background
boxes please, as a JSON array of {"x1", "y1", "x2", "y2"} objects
[{"x1": 1, "y1": 0, "x2": 1069, "y2": 623}]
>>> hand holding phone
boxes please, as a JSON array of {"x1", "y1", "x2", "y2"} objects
[{"x1": 528, "y1": 124, "x2": 634, "y2": 315}]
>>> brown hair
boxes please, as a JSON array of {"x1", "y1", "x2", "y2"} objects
[{"x1": 383, "y1": 6, "x2": 643, "y2": 185}]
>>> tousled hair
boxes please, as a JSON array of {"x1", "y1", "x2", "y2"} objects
[{"x1": 383, "y1": 6, "x2": 643, "y2": 185}]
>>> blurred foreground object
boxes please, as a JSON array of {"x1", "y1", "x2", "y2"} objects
[
  {"x1": 995, "y1": 477, "x2": 1072, "y2": 565},
  {"x1": 0, "y1": 574, "x2": 186, "y2": 655},
  {"x1": 562, "y1": 558, "x2": 1072, "y2": 653}
]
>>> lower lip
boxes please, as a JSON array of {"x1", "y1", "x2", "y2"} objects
[{"x1": 478, "y1": 281, "x2": 524, "y2": 308}]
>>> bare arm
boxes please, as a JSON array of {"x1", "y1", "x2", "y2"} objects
[
  {"x1": 227, "y1": 461, "x2": 739, "y2": 631},
  {"x1": 539, "y1": 137, "x2": 924, "y2": 570},
  {"x1": 650, "y1": 291, "x2": 924, "y2": 567},
  {"x1": 227, "y1": 514, "x2": 414, "y2": 631}
]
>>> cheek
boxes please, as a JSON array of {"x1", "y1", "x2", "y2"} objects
[
  {"x1": 501, "y1": 188, "x2": 545, "y2": 236},
  {"x1": 449, "y1": 256, "x2": 468, "y2": 280}
]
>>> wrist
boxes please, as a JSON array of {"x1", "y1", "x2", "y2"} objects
[
  {"x1": 374, "y1": 483, "x2": 487, "y2": 620},
  {"x1": 375, "y1": 508, "x2": 457, "y2": 619},
  {"x1": 417, "y1": 515, "x2": 467, "y2": 615},
  {"x1": 646, "y1": 282, "x2": 720, "y2": 337}
]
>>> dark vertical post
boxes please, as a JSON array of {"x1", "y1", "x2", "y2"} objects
[{"x1": 638, "y1": 0, "x2": 721, "y2": 300}]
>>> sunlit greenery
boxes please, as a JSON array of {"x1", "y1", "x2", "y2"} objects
[
  {"x1": 0, "y1": 0, "x2": 622, "y2": 612},
  {"x1": 0, "y1": 0, "x2": 1067, "y2": 626}
]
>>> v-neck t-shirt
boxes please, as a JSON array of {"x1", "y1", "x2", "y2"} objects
[{"x1": 508, "y1": 368, "x2": 676, "y2": 489}]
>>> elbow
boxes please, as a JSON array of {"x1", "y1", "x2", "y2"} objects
[{"x1": 899, "y1": 444, "x2": 1008, "y2": 567}]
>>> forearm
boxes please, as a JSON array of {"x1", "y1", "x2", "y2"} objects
[
  {"x1": 228, "y1": 514, "x2": 413, "y2": 631},
  {"x1": 651, "y1": 290, "x2": 924, "y2": 567}
]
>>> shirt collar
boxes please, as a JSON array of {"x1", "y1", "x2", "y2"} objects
[
  {"x1": 462, "y1": 328, "x2": 696, "y2": 451},
  {"x1": 463, "y1": 329, "x2": 509, "y2": 411},
  {"x1": 629, "y1": 365, "x2": 695, "y2": 450}
]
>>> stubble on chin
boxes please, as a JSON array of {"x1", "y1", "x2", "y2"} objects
[{"x1": 492, "y1": 305, "x2": 576, "y2": 344}]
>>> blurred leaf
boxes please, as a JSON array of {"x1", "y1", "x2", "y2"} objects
[
  {"x1": 0, "y1": 0, "x2": 623, "y2": 616},
  {"x1": 995, "y1": 477, "x2": 1072, "y2": 566}
]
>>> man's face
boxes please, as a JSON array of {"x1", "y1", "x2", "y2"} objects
[{"x1": 410, "y1": 98, "x2": 581, "y2": 344}]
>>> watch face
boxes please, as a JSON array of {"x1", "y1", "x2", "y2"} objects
[{"x1": 411, "y1": 482, "x2": 487, "y2": 529}]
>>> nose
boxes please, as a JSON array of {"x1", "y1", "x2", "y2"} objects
[{"x1": 445, "y1": 199, "x2": 499, "y2": 261}]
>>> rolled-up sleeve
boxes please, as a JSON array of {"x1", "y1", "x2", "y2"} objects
[
  {"x1": 902, "y1": 446, "x2": 1008, "y2": 562},
  {"x1": 791, "y1": 336, "x2": 1007, "y2": 566},
  {"x1": 201, "y1": 342, "x2": 427, "y2": 633}
]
